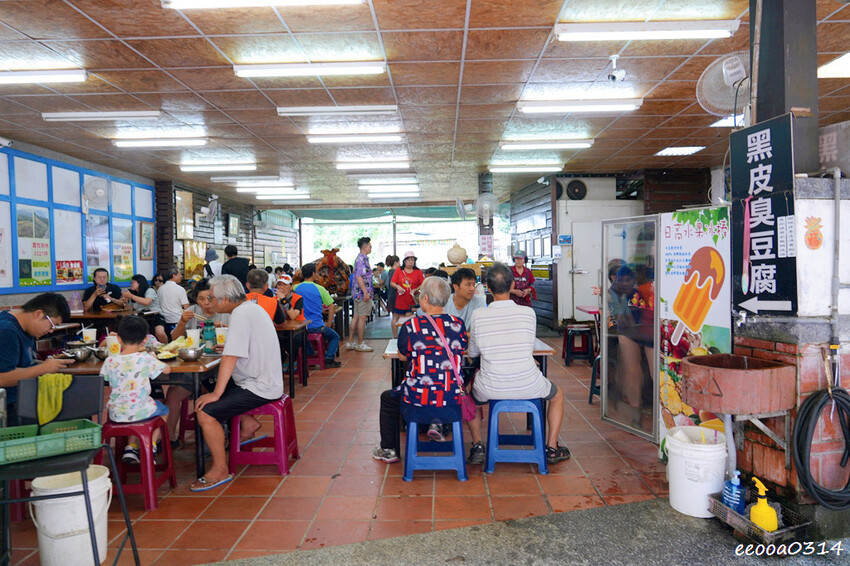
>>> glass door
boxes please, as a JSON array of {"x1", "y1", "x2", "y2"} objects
[{"x1": 600, "y1": 216, "x2": 659, "y2": 442}]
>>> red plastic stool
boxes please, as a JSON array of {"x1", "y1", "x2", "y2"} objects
[
  {"x1": 564, "y1": 324, "x2": 594, "y2": 366},
  {"x1": 178, "y1": 397, "x2": 195, "y2": 443},
  {"x1": 100, "y1": 417, "x2": 177, "y2": 510},
  {"x1": 306, "y1": 332, "x2": 326, "y2": 369},
  {"x1": 229, "y1": 395, "x2": 300, "y2": 475}
]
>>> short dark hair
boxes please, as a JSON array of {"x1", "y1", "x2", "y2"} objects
[
  {"x1": 247, "y1": 268, "x2": 269, "y2": 289},
  {"x1": 357, "y1": 236, "x2": 371, "y2": 250},
  {"x1": 187, "y1": 277, "x2": 210, "y2": 304},
  {"x1": 432, "y1": 269, "x2": 448, "y2": 279},
  {"x1": 224, "y1": 245, "x2": 238, "y2": 258},
  {"x1": 450, "y1": 268, "x2": 476, "y2": 289},
  {"x1": 274, "y1": 266, "x2": 284, "y2": 274},
  {"x1": 376, "y1": 262, "x2": 384, "y2": 268},
  {"x1": 153, "y1": 272, "x2": 166, "y2": 284},
  {"x1": 22, "y1": 292, "x2": 71, "y2": 322},
  {"x1": 264, "y1": 266, "x2": 272, "y2": 273},
  {"x1": 486, "y1": 262, "x2": 513, "y2": 295},
  {"x1": 130, "y1": 274, "x2": 150, "y2": 297},
  {"x1": 301, "y1": 263, "x2": 316, "y2": 279},
  {"x1": 423, "y1": 267, "x2": 436, "y2": 276},
  {"x1": 116, "y1": 315, "x2": 149, "y2": 345},
  {"x1": 93, "y1": 267, "x2": 109, "y2": 277}
]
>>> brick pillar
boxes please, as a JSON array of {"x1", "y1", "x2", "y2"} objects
[{"x1": 154, "y1": 180, "x2": 174, "y2": 275}]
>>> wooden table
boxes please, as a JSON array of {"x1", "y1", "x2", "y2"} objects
[
  {"x1": 275, "y1": 319, "x2": 310, "y2": 399},
  {"x1": 333, "y1": 295, "x2": 351, "y2": 339},
  {"x1": 383, "y1": 338, "x2": 556, "y2": 388},
  {"x1": 70, "y1": 308, "x2": 155, "y2": 332},
  {"x1": 65, "y1": 356, "x2": 221, "y2": 478}
]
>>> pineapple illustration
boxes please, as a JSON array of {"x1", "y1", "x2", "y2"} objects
[{"x1": 804, "y1": 216, "x2": 823, "y2": 250}]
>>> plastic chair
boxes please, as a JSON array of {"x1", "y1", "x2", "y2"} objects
[
  {"x1": 178, "y1": 397, "x2": 195, "y2": 444},
  {"x1": 306, "y1": 332, "x2": 326, "y2": 369},
  {"x1": 403, "y1": 413, "x2": 467, "y2": 482},
  {"x1": 228, "y1": 395, "x2": 299, "y2": 475},
  {"x1": 484, "y1": 399, "x2": 548, "y2": 475},
  {"x1": 100, "y1": 416, "x2": 177, "y2": 511},
  {"x1": 1, "y1": 376, "x2": 140, "y2": 566},
  {"x1": 564, "y1": 325, "x2": 594, "y2": 366}
]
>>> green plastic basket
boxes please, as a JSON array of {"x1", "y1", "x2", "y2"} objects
[{"x1": 0, "y1": 419, "x2": 102, "y2": 464}]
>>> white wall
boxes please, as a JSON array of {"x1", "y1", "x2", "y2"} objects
[{"x1": 795, "y1": 199, "x2": 850, "y2": 316}]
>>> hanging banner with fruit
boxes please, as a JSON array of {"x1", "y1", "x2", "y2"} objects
[{"x1": 659, "y1": 207, "x2": 731, "y2": 438}]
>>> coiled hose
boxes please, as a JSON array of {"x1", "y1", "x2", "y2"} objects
[{"x1": 792, "y1": 387, "x2": 850, "y2": 510}]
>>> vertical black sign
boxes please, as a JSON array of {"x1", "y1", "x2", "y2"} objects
[{"x1": 730, "y1": 114, "x2": 798, "y2": 316}]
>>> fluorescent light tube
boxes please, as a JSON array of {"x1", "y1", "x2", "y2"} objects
[
  {"x1": 654, "y1": 146, "x2": 705, "y2": 156},
  {"x1": 369, "y1": 197, "x2": 424, "y2": 203},
  {"x1": 277, "y1": 105, "x2": 397, "y2": 116},
  {"x1": 363, "y1": 186, "x2": 420, "y2": 194},
  {"x1": 42, "y1": 111, "x2": 161, "y2": 122},
  {"x1": 335, "y1": 160, "x2": 410, "y2": 170},
  {"x1": 357, "y1": 177, "x2": 418, "y2": 185},
  {"x1": 235, "y1": 62, "x2": 385, "y2": 78},
  {"x1": 0, "y1": 70, "x2": 87, "y2": 85},
  {"x1": 211, "y1": 175, "x2": 282, "y2": 183},
  {"x1": 499, "y1": 141, "x2": 593, "y2": 150},
  {"x1": 307, "y1": 134, "x2": 404, "y2": 144},
  {"x1": 517, "y1": 99, "x2": 642, "y2": 114},
  {"x1": 236, "y1": 188, "x2": 303, "y2": 194},
  {"x1": 709, "y1": 114, "x2": 744, "y2": 128},
  {"x1": 180, "y1": 164, "x2": 257, "y2": 172},
  {"x1": 818, "y1": 53, "x2": 850, "y2": 78},
  {"x1": 113, "y1": 138, "x2": 207, "y2": 148},
  {"x1": 555, "y1": 20, "x2": 739, "y2": 42},
  {"x1": 267, "y1": 199, "x2": 323, "y2": 205},
  {"x1": 163, "y1": 0, "x2": 362, "y2": 8},
  {"x1": 234, "y1": 181, "x2": 294, "y2": 188},
  {"x1": 255, "y1": 194, "x2": 313, "y2": 200},
  {"x1": 489, "y1": 166, "x2": 563, "y2": 173},
  {"x1": 502, "y1": 133, "x2": 590, "y2": 141},
  {"x1": 308, "y1": 126, "x2": 400, "y2": 135}
]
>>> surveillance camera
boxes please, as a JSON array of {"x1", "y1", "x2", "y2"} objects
[
  {"x1": 608, "y1": 68, "x2": 626, "y2": 82},
  {"x1": 0, "y1": 137, "x2": 12, "y2": 148}
]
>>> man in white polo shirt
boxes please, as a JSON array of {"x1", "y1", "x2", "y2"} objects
[
  {"x1": 157, "y1": 265, "x2": 189, "y2": 336},
  {"x1": 465, "y1": 262, "x2": 570, "y2": 466}
]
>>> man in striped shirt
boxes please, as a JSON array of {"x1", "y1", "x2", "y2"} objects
[{"x1": 465, "y1": 262, "x2": 571, "y2": 465}]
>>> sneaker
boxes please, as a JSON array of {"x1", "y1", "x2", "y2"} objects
[
  {"x1": 152, "y1": 442, "x2": 159, "y2": 458},
  {"x1": 345, "y1": 342, "x2": 357, "y2": 351},
  {"x1": 356, "y1": 342, "x2": 373, "y2": 352},
  {"x1": 427, "y1": 423, "x2": 445, "y2": 442},
  {"x1": 546, "y1": 444, "x2": 571, "y2": 464},
  {"x1": 324, "y1": 359, "x2": 341, "y2": 368},
  {"x1": 467, "y1": 442, "x2": 485, "y2": 465},
  {"x1": 371, "y1": 445, "x2": 399, "y2": 463},
  {"x1": 122, "y1": 446, "x2": 140, "y2": 465}
]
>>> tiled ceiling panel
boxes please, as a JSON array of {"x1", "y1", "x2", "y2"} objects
[{"x1": 0, "y1": 0, "x2": 845, "y2": 208}]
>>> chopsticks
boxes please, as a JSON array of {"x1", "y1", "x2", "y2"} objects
[{"x1": 192, "y1": 312, "x2": 210, "y2": 322}]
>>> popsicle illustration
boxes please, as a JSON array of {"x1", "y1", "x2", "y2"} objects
[{"x1": 671, "y1": 246, "x2": 726, "y2": 345}]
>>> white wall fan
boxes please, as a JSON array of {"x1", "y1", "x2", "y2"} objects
[
  {"x1": 200, "y1": 194, "x2": 219, "y2": 222},
  {"x1": 82, "y1": 177, "x2": 111, "y2": 214},
  {"x1": 696, "y1": 50, "x2": 751, "y2": 126}
]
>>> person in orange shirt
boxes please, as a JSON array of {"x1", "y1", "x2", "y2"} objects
[
  {"x1": 246, "y1": 269, "x2": 286, "y2": 325},
  {"x1": 275, "y1": 275, "x2": 304, "y2": 321}
]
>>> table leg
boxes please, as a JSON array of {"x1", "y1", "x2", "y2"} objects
[
  {"x1": 535, "y1": 355, "x2": 548, "y2": 378},
  {"x1": 193, "y1": 372, "x2": 205, "y2": 478},
  {"x1": 300, "y1": 329, "x2": 308, "y2": 387},
  {"x1": 288, "y1": 330, "x2": 296, "y2": 399}
]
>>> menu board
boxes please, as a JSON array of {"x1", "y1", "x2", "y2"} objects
[{"x1": 16, "y1": 204, "x2": 52, "y2": 286}]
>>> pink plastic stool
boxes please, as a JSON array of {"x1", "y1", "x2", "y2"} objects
[
  {"x1": 229, "y1": 395, "x2": 300, "y2": 475},
  {"x1": 306, "y1": 332, "x2": 326, "y2": 369}
]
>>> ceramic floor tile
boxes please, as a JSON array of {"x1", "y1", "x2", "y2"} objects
[
  {"x1": 374, "y1": 495, "x2": 434, "y2": 521},
  {"x1": 547, "y1": 494, "x2": 606, "y2": 513},
  {"x1": 433, "y1": 519, "x2": 492, "y2": 531},
  {"x1": 485, "y1": 473, "x2": 543, "y2": 495},
  {"x1": 369, "y1": 520, "x2": 432, "y2": 540},
  {"x1": 381, "y1": 474, "x2": 435, "y2": 496},
  {"x1": 316, "y1": 495, "x2": 379, "y2": 520},
  {"x1": 276, "y1": 475, "x2": 332, "y2": 497},
  {"x1": 491, "y1": 495, "x2": 551, "y2": 521},
  {"x1": 220, "y1": 476, "x2": 284, "y2": 496},
  {"x1": 257, "y1": 496, "x2": 323, "y2": 521},
  {"x1": 102, "y1": 549, "x2": 163, "y2": 566},
  {"x1": 434, "y1": 495, "x2": 493, "y2": 521},
  {"x1": 233, "y1": 520, "x2": 311, "y2": 551},
  {"x1": 590, "y1": 473, "x2": 654, "y2": 496},
  {"x1": 171, "y1": 520, "x2": 248, "y2": 550},
  {"x1": 537, "y1": 474, "x2": 597, "y2": 495},
  {"x1": 198, "y1": 495, "x2": 268, "y2": 520},
  {"x1": 434, "y1": 474, "x2": 487, "y2": 496},
  {"x1": 328, "y1": 475, "x2": 383, "y2": 496},
  {"x1": 300, "y1": 519, "x2": 371, "y2": 550},
  {"x1": 109, "y1": 519, "x2": 188, "y2": 549}
]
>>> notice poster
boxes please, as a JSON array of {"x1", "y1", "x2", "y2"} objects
[
  {"x1": 112, "y1": 218, "x2": 133, "y2": 282},
  {"x1": 86, "y1": 214, "x2": 110, "y2": 281},
  {"x1": 658, "y1": 207, "x2": 731, "y2": 437},
  {"x1": 56, "y1": 260, "x2": 83, "y2": 284},
  {"x1": 16, "y1": 205, "x2": 52, "y2": 286},
  {"x1": 0, "y1": 227, "x2": 10, "y2": 287}
]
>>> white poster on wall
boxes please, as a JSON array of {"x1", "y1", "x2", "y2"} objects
[
  {"x1": 54, "y1": 209, "x2": 83, "y2": 285},
  {"x1": 0, "y1": 200, "x2": 11, "y2": 287}
]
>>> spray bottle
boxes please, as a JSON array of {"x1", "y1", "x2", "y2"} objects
[{"x1": 749, "y1": 477, "x2": 778, "y2": 532}]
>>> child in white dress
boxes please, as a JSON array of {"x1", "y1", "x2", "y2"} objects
[{"x1": 100, "y1": 315, "x2": 171, "y2": 464}]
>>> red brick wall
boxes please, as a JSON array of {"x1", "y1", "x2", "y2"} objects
[{"x1": 732, "y1": 336, "x2": 850, "y2": 502}]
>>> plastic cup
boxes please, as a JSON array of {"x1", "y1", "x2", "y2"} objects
[
  {"x1": 186, "y1": 329, "x2": 201, "y2": 348},
  {"x1": 214, "y1": 327, "x2": 228, "y2": 345},
  {"x1": 82, "y1": 328, "x2": 96, "y2": 343},
  {"x1": 105, "y1": 336, "x2": 121, "y2": 356}
]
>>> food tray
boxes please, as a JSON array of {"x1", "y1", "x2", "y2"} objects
[
  {"x1": 708, "y1": 492, "x2": 811, "y2": 544},
  {"x1": 0, "y1": 419, "x2": 101, "y2": 464}
]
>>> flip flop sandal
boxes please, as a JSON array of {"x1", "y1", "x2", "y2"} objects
[
  {"x1": 189, "y1": 474, "x2": 234, "y2": 492},
  {"x1": 240, "y1": 434, "x2": 269, "y2": 447},
  {"x1": 546, "y1": 445, "x2": 571, "y2": 464}
]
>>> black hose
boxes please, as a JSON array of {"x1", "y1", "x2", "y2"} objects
[{"x1": 792, "y1": 387, "x2": 850, "y2": 510}]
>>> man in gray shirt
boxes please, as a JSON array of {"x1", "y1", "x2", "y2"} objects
[
  {"x1": 443, "y1": 268, "x2": 487, "y2": 328},
  {"x1": 191, "y1": 275, "x2": 284, "y2": 492}
]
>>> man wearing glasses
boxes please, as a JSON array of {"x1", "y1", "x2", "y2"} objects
[{"x1": 0, "y1": 293, "x2": 74, "y2": 422}]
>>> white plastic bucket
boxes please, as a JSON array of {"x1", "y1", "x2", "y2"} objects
[
  {"x1": 29, "y1": 465, "x2": 112, "y2": 566},
  {"x1": 664, "y1": 426, "x2": 727, "y2": 518}
]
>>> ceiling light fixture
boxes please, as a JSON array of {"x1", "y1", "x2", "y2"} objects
[
  {"x1": 502, "y1": 132, "x2": 590, "y2": 141},
  {"x1": 308, "y1": 126, "x2": 400, "y2": 135},
  {"x1": 489, "y1": 165, "x2": 563, "y2": 173},
  {"x1": 235, "y1": 188, "x2": 301, "y2": 194},
  {"x1": 654, "y1": 146, "x2": 705, "y2": 156},
  {"x1": 266, "y1": 199, "x2": 323, "y2": 205},
  {"x1": 369, "y1": 197, "x2": 424, "y2": 203},
  {"x1": 709, "y1": 114, "x2": 745, "y2": 128},
  {"x1": 555, "y1": 20, "x2": 740, "y2": 42},
  {"x1": 0, "y1": 70, "x2": 87, "y2": 85},
  {"x1": 235, "y1": 62, "x2": 385, "y2": 78},
  {"x1": 211, "y1": 175, "x2": 282, "y2": 183},
  {"x1": 499, "y1": 140, "x2": 593, "y2": 150},
  {"x1": 255, "y1": 194, "x2": 313, "y2": 200},
  {"x1": 180, "y1": 163, "x2": 257, "y2": 172},
  {"x1": 277, "y1": 105, "x2": 397, "y2": 116},
  {"x1": 307, "y1": 134, "x2": 404, "y2": 144},
  {"x1": 42, "y1": 111, "x2": 161, "y2": 122},
  {"x1": 335, "y1": 160, "x2": 411, "y2": 170},
  {"x1": 234, "y1": 181, "x2": 294, "y2": 188},
  {"x1": 818, "y1": 53, "x2": 850, "y2": 78},
  {"x1": 163, "y1": 0, "x2": 361, "y2": 7},
  {"x1": 356, "y1": 177, "x2": 418, "y2": 185},
  {"x1": 113, "y1": 138, "x2": 207, "y2": 148},
  {"x1": 517, "y1": 99, "x2": 642, "y2": 114},
  {"x1": 363, "y1": 186, "x2": 420, "y2": 194}
]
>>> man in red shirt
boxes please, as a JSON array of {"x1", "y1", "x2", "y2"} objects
[{"x1": 246, "y1": 269, "x2": 286, "y2": 325}]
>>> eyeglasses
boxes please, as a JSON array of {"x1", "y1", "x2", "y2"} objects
[
  {"x1": 197, "y1": 295, "x2": 213, "y2": 304},
  {"x1": 44, "y1": 313, "x2": 57, "y2": 330}
]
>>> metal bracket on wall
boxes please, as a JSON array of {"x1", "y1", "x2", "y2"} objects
[{"x1": 733, "y1": 410, "x2": 792, "y2": 469}]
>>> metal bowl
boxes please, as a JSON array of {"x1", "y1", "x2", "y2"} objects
[
  {"x1": 68, "y1": 348, "x2": 92, "y2": 362},
  {"x1": 93, "y1": 347, "x2": 109, "y2": 361},
  {"x1": 178, "y1": 347, "x2": 204, "y2": 361}
]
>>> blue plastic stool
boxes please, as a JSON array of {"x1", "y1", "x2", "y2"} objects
[
  {"x1": 484, "y1": 399, "x2": 548, "y2": 475},
  {"x1": 403, "y1": 420, "x2": 467, "y2": 482}
]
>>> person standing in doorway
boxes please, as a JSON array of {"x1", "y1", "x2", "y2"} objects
[
  {"x1": 510, "y1": 250, "x2": 535, "y2": 307},
  {"x1": 346, "y1": 237, "x2": 374, "y2": 352},
  {"x1": 221, "y1": 245, "x2": 250, "y2": 289}
]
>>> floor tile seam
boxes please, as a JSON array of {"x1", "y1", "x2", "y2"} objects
[
  {"x1": 291, "y1": 465, "x2": 345, "y2": 551},
  {"x1": 220, "y1": 492, "x2": 279, "y2": 562}
]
